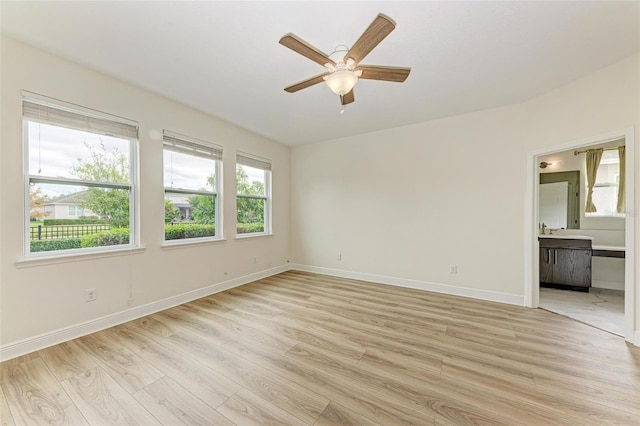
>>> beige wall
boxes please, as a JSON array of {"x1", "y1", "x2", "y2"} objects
[
  {"x1": 2, "y1": 35, "x2": 638, "y2": 351},
  {"x1": 523, "y1": 55, "x2": 637, "y2": 303},
  {"x1": 0, "y1": 37, "x2": 291, "y2": 346},
  {"x1": 291, "y1": 54, "x2": 638, "y2": 328},
  {"x1": 291, "y1": 103, "x2": 528, "y2": 298}
]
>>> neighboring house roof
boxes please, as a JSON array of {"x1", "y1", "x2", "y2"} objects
[{"x1": 45, "y1": 190, "x2": 89, "y2": 205}]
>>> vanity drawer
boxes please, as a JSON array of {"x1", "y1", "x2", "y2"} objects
[{"x1": 539, "y1": 238, "x2": 591, "y2": 250}]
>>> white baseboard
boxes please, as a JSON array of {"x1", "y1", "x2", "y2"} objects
[
  {"x1": 0, "y1": 264, "x2": 290, "y2": 362},
  {"x1": 5, "y1": 263, "x2": 631, "y2": 361},
  {"x1": 592, "y1": 280, "x2": 625, "y2": 291},
  {"x1": 289, "y1": 264, "x2": 524, "y2": 306}
]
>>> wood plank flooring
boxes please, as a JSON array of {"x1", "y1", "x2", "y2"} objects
[{"x1": 1, "y1": 270, "x2": 639, "y2": 425}]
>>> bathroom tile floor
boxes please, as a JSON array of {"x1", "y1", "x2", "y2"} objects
[{"x1": 539, "y1": 287, "x2": 624, "y2": 336}]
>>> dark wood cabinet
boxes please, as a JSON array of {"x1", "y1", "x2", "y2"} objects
[{"x1": 539, "y1": 238, "x2": 591, "y2": 291}]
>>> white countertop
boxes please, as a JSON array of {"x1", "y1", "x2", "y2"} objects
[{"x1": 538, "y1": 235, "x2": 593, "y2": 240}]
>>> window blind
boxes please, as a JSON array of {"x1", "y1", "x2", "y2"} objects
[
  {"x1": 237, "y1": 152, "x2": 271, "y2": 171},
  {"x1": 163, "y1": 131, "x2": 222, "y2": 161},
  {"x1": 23, "y1": 97, "x2": 138, "y2": 140}
]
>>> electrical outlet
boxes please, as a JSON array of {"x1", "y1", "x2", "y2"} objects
[
  {"x1": 449, "y1": 265, "x2": 458, "y2": 274},
  {"x1": 86, "y1": 288, "x2": 97, "y2": 302},
  {"x1": 337, "y1": 253, "x2": 342, "y2": 261}
]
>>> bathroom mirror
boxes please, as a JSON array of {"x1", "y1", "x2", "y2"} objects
[{"x1": 539, "y1": 171, "x2": 580, "y2": 229}]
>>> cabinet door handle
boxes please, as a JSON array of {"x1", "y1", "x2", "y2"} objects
[
  {"x1": 548, "y1": 249, "x2": 552, "y2": 264},
  {"x1": 554, "y1": 249, "x2": 558, "y2": 264}
]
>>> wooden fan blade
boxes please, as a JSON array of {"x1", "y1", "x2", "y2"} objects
[
  {"x1": 284, "y1": 73, "x2": 329, "y2": 93},
  {"x1": 345, "y1": 14, "x2": 396, "y2": 64},
  {"x1": 358, "y1": 65, "x2": 411, "y2": 82},
  {"x1": 340, "y1": 89, "x2": 355, "y2": 105},
  {"x1": 279, "y1": 33, "x2": 335, "y2": 67}
]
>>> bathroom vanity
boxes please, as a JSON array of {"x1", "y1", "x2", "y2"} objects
[{"x1": 539, "y1": 236, "x2": 592, "y2": 292}]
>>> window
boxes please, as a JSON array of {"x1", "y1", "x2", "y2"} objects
[
  {"x1": 23, "y1": 93, "x2": 138, "y2": 255},
  {"x1": 586, "y1": 150, "x2": 622, "y2": 217},
  {"x1": 163, "y1": 131, "x2": 222, "y2": 241},
  {"x1": 68, "y1": 206, "x2": 84, "y2": 217},
  {"x1": 236, "y1": 153, "x2": 271, "y2": 235}
]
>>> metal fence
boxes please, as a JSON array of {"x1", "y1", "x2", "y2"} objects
[{"x1": 30, "y1": 224, "x2": 111, "y2": 240}]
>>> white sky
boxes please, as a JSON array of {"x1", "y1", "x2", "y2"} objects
[
  {"x1": 29, "y1": 122, "x2": 128, "y2": 179},
  {"x1": 29, "y1": 122, "x2": 130, "y2": 198},
  {"x1": 163, "y1": 150, "x2": 214, "y2": 191},
  {"x1": 29, "y1": 122, "x2": 265, "y2": 198}
]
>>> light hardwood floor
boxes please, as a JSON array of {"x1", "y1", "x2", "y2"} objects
[{"x1": 1, "y1": 271, "x2": 639, "y2": 425}]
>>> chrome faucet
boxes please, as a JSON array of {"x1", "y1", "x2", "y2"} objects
[{"x1": 540, "y1": 222, "x2": 547, "y2": 235}]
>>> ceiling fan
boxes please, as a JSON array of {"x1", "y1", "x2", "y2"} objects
[{"x1": 279, "y1": 13, "x2": 411, "y2": 108}]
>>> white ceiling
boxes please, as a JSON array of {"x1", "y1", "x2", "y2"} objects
[{"x1": 1, "y1": 1, "x2": 638, "y2": 146}]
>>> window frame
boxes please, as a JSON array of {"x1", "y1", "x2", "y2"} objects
[
  {"x1": 235, "y1": 152, "x2": 272, "y2": 237},
  {"x1": 162, "y1": 131, "x2": 223, "y2": 244},
  {"x1": 22, "y1": 93, "x2": 139, "y2": 258}
]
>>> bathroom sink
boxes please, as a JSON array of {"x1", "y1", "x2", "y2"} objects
[{"x1": 538, "y1": 235, "x2": 593, "y2": 240}]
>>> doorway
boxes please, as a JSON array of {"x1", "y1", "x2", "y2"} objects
[{"x1": 525, "y1": 128, "x2": 635, "y2": 342}]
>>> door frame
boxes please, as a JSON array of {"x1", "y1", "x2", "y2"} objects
[{"x1": 524, "y1": 128, "x2": 636, "y2": 343}]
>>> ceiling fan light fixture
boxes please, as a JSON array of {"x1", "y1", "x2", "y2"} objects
[
  {"x1": 280, "y1": 13, "x2": 410, "y2": 106},
  {"x1": 324, "y1": 70, "x2": 359, "y2": 95}
]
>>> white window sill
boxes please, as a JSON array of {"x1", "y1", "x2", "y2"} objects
[
  {"x1": 16, "y1": 245, "x2": 146, "y2": 268},
  {"x1": 235, "y1": 232, "x2": 274, "y2": 240},
  {"x1": 161, "y1": 237, "x2": 226, "y2": 249}
]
